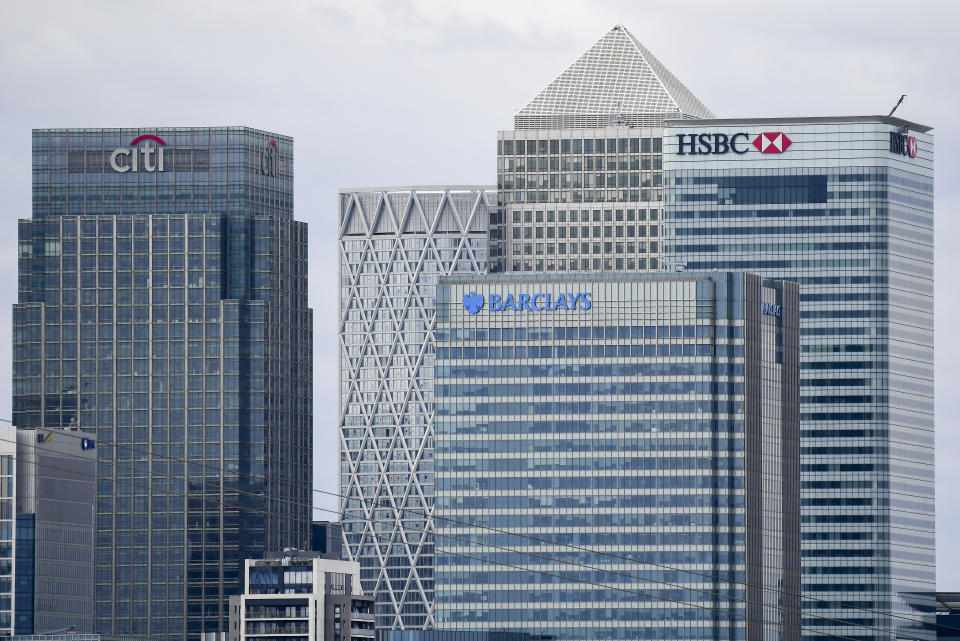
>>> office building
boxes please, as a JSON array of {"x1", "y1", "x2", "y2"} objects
[
  {"x1": 311, "y1": 522, "x2": 343, "y2": 560},
  {"x1": 661, "y1": 117, "x2": 935, "y2": 640},
  {"x1": 0, "y1": 426, "x2": 97, "y2": 635},
  {"x1": 434, "y1": 272, "x2": 800, "y2": 641},
  {"x1": 490, "y1": 24, "x2": 712, "y2": 274},
  {"x1": 6, "y1": 426, "x2": 97, "y2": 635},
  {"x1": 227, "y1": 550, "x2": 374, "y2": 641},
  {"x1": 337, "y1": 187, "x2": 493, "y2": 628},
  {"x1": 15, "y1": 127, "x2": 313, "y2": 640}
]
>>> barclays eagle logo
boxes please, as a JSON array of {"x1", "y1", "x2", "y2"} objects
[{"x1": 462, "y1": 291, "x2": 484, "y2": 314}]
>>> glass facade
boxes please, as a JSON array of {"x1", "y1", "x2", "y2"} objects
[
  {"x1": 0, "y1": 444, "x2": 14, "y2": 637},
  {"x1": 433, "y1": 273, "x2": 800, "y2": 641},
  {"x1": 662, "y1": 118, "x2": 935, "y2": 641},
  {"x1": 15, "y1": 127, "x2": 313, "y2": 640},
  {"x1": 338, "y1": 188, "x2": 492, "y2": 629}
]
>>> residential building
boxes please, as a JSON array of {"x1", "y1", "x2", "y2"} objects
[
  {"x1": 337, "y1": 187, "x2": 493, "y2": 629},
  {"x1": 434, "y1": 272, "x2": 800, "y2": 641},
  {"x1": 15, "y1": 127, "x2": 313, "y2": 639},
  {"x1": 227, "y1": 550, "x2": 374, "y2": 641},
  {"x1": 662, "y1": 116, "x2": 935, "y2": 641}
]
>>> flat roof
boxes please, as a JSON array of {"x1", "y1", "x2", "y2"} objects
[
  {"x1": 339, "y1": 185, "x2": 495, "y2": 193},
  {"x1": 664, "y1": 115, "x2": 932, "y2": 133}
]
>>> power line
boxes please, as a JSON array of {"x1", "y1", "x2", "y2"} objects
[
  {"x1": 8, "y1": 420, "x2": 938, "y2": 633},
  {"x1": 0, "y1": 432, "x2": 888, "y2": 641},
  {"x1": 0, "y1": 425, "x2": 943, "y2": 640}
]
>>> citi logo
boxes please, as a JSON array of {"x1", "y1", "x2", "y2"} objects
[
  {"x1": 261, "y1": 139, "x2": 279, "y2": 176},
  {"x1": 463, "y1": 292, "x2": 484, "y2": 314},
  {"x1": 676, "y1": 132, "x2": 792, "y2": 155},
  {"x1": 110, "y1": 134, "x2": 166, "y2": 173}
]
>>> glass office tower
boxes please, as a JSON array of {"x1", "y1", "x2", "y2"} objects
[
  {"x1": 338, "y1": 187, "x2": 493, "y2": 629},
  {"x1": 662, "y1": 117, "x2": 935, "y2": 641},
  {"x1": 434, "y1": 272, "x2": 800, "y2": 641},
  {"x1": 491, "y1": 24, "x2": 713, "y2": 275},
  {"x1": 14, "y1": 127, "x2": 313, "y2": 640}
]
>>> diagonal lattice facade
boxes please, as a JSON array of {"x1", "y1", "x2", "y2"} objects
[
  {"x1": 338, "y1": 187, "x2": 493, "y2": 629},
  {"x1": 515, "y1": 24, "x2": 714, "y2": 129}
]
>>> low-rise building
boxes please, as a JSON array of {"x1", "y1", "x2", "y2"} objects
[{"x1": 228, "y1": 551, "x2": 374, "y2": 641}]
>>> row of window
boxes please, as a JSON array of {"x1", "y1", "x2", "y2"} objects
[
  {"x1": 501, "y1": 155, "x2": 662, "y2": 171},
  {"x1": 502, "y1": 188, "x2": 663, "y2": 204},
  {"x1": 435, "y1": 418, "x2": 740, "y2": 436},
  {"x1": 501, "y1": 171, "x2": 662, "y2": 188},
  {"x1": 436, "y1": 343, "x2": 726, "y2": 360},
  {"x1": 511, "y1": 241, "x2": 657, "y2": 257},
  {"x1": 438, "y1": 326, "x2": 727, "y2": 341},
  {"x1": 498, "y1": 137, "x2": 663, "y2": 155},
  {"x1": 512, "y1": 224, "x2": 658, "y2": 238},
  {"x1": 495, "y1": 257, "x2": 660, "y2": 272},
  {"x1": 504, "y1": 207, "x2": 660, "y2": 223}
]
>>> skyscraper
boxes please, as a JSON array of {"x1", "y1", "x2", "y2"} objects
[
  {"x1": 491, "y1": 24, "x2": 713, "y2": 274},
  {"x1": 338, "y1": 188, "x2": 493, "y2": 629},
  {"x1": 433, "y1": 272, "x2": 800, "y2": 641},
  {"x1": 14, "y1": 127, "x2": 313, "y2": 640},
  {"x1": 661, "y1": 117, "x2": 935, "y2": 641}
]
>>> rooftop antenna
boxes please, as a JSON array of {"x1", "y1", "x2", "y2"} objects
[
  {"x1": 888, "y1": 94, "x2": 906, "y2": 117},
  {"x1": 613, "y1": 102, "x2": 627, "y2": 127}
]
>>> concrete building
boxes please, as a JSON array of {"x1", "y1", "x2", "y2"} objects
[
  {"x1": 228, "y1": 551, "x2": 374, "y2": 641},
  {"x1": 490, "y1": 24, "x2": 713, "y2": 275},
  {"x1": 337, "y1": 187, "x2": 493, "y2": 628},
  {"x1": 16, "y1": 127, "x2": 313, "y2": 639},
  {"x1": 434, "y1": 272, "x2": 800, "y2": 641}
]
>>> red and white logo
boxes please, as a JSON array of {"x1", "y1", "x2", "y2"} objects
[
  {"x1": 907, "y1": 136, "x2": 918, "y2": 158},
  {"x1": 110, "y1": 134, "x2": 166, "y2": 173},
  {"x1": 752, "y1": 132, "x2": 792, "y2": 154},
  {"x1": 261, "y1": 139, "x2": 279, "y2": 176}
]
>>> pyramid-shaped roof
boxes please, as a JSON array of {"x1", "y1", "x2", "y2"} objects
[{"x1": 514, "y1": 24, "x2": 714, "y2": 129}]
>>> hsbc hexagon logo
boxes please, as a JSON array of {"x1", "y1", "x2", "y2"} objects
[
  {"x1": 752, "y1": 132, "x2": 792, "y2": 154},
  {"x1": 676, "y1": 131, "x2": 793, "y2": 156},
  {"x1": 890, "y1": 132, "x2": 918, "y2": 159}
]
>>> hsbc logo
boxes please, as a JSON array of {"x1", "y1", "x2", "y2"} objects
[
  {"x1": 752, "y1": 132, "x2": 792, "y2": 154},
  {"x1": 890, "y1": 132, "x2": 918, "y2": 159},
  {"x1": 110, "y1": 134, "x2": 166, "y2": 173},
  {"x1": 676, "y1": 132, "x2": 792, "y2": 156}
]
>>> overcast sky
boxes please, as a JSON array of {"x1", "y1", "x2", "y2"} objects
[{"x1": 1, "y1": 0, "x2": 958, "y2": 583}]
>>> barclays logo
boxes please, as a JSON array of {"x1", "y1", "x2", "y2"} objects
[
  {"x1": 463, "y1": 291, "x2": 484, "y2": 314},
  {"x1": 462, "y1": 291, "x2": 592, "y2": 313}
]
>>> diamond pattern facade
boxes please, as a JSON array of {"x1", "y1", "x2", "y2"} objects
[
  {"x1": 514, "y1": 24, "x2": 714, "y2": 129},
  {"x1": 338, "y1": 188, "x2": 493, "y2": 629}
]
